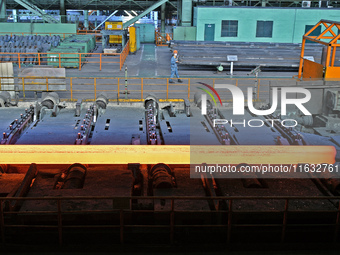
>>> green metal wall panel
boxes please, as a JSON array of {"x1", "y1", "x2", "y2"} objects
[
  {"x1": 58, "y1": 44, "x2": 87, "y2": 53},
  {"x1": 136, "y1": 26, "x2": 141, "y2": 50},
  {"x1": 47, "y1": 48, "x2": 84, "y2": 68},
  {"x1": 194, "y1": 7, "x2": 340, "y2": 43},
  {"x1": 0, "y1": 23, "x2": 77, "y2": 35},
  {"x1": 182, "y1": 0, "x2": 192, "y2": 26},
  {"x1": 135, "y1": 23, "x2": 155, "y2": 43},
  {"x1": 173, "y1": 26, "x2": 197, "y2": 40}
]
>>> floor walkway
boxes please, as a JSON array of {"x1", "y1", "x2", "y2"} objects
[{"x1": 138, "y1": 44, "x2": 156, "y2": 77}]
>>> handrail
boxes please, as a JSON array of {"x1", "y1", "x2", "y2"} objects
[
  {"x1": 120, "y1": 40, "x2": 130, "y2": 70},
  {"x1": 1, "y1": 195, "x2": 339, "y2": 245},
  {"x1": 0, "y1": 51, "x2": 124, "y2": 71},
  {"x1": 77, "y1": 30, "x2": 102, "y2": 42},
  {"x1": 0, "y1": 76, "x2": 296, "y2": 101}
]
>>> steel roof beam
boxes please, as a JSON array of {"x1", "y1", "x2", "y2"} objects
[
  {"x1": 13, "y1": 0, "x2": 59, "y2": 23},
  {"x1": 94, "y1": 10, "x2": 118, "y2": 30},
  {"x1": 123, "y1": 0, "x2": 169, "y2": 29}
]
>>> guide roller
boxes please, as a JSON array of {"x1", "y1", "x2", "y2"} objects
[
  {"x1": 41, "y1": 92, "x2": 60, "y2": 109},
  {"x1": 0, "y1": 91, "x2": 11, "y2": 107},
  {"x1": 62, "y1": 164, "x2": 87, "y2": 189},
  {"x1": 0, "y1": 164, "x2": 8, "y2": 173},
  {"x1": 96, "y1": 93, "x2": 109, "y2": 109},
  {"x1": 150, "y1": 163, "x2": 173, "y2": 189},
  {"x1": 144, "y1": 94, "x2": 162, "y2": 145}
]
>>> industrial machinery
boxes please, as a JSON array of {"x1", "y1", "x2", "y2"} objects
[
  {"x1": 106, "y1": 21, "x2": 123, "y2": 44},
  {"x1": 0, "y1": 84, "x2": 339, "y2": 248},
  {"x1": 1, "y1": 105, "x2": 34, "y2": 144},
  {"x1": 101, "y1": 21, "x2": 128, "y2": 53},
  {"x1": 0, "y1": 90, "x2": 19, "y2": 107},
  {"x1": 129, "y1": 26, "x2": 137, "y2": 54},
  {"x1": 0, "y1": 91, "x2": 12, "y2": 107},
  {"x1": 37, "y1": 92, "x2": 61, "y2": 119},
  {"x1": 47, "y1": 35, "x2": 95, "y2": 68},
  {"x1": 269, "y1": 82, "x2": 340, "y2": 138}
]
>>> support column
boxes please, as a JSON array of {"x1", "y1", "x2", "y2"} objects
[
  {"x1": 181, "y1": 0, "x2": 192, "y2": 26},
  {"x1": 261, "y1": 0, "x2": 266, "y2": 7},
  {"x1": 84, "y1": 10, "x2": 89, "y2": 30},
  {"x1": 161, "y1": 3, "x2": 165, "y2": 33},
  {"x1": 0, "y1": 0, "x2": 6, "y2": 22},
  {"x1": 60, "y1": 0, "x2": 66, "y2": 23},
  {"x1": 176, "y1": 0, "x2": 181, "y2": 26},
  {"x1": 12, "y1": 9, "x2": 18, "y2": 22},
  {"x1": 166, "y1": 10, "x2": 171, "y2": 26},
  {"x1": 95, "y1": 10, "x2": 100, "y2": 28}
]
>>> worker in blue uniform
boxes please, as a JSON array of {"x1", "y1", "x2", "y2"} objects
[{"x1": 169, "y1": 50, "x2": 182, "y2": 83}]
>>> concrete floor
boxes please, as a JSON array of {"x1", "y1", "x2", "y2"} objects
[
  {"x1": 55, "y1": 43, "x2": 299, "y2": 79},
  {"x1": 9, "y1": 43, "x2": 302, "y2": 102}
]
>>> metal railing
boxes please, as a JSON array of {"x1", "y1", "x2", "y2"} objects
[
  {"x1": 1, "y1": 195, "x2": 339, "y2": 245},
  {"x1": 0, "y1": 77, "x2": 295, "y2": 101},
  {"x1": 119, "y1": 40, "x2": 130, "y2": 70},
  {"x1": 77, "y1": 30, "x2": 102, "y2": 42},
  {"x1": 0, "y1": 51, "x2": 126, "y2": 71}
]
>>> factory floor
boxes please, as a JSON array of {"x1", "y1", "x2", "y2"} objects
[
  {"x1": 60, "y1": 43, "x2": 299, "y2": 79},
  {"x1": 2, "y1": 43, "x2": 339, "y2": 254},
  {"x1": 8, "y1": 42, "x2": 302, "y2": 102}
]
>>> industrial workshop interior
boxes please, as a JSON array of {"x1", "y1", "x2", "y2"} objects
[{"x1": 1, "y1": 0, "x2": 340, "y2": 254}]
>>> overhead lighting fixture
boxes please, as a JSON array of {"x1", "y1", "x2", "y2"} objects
[{"x1": 124, "y1": 10, "x2": 132, "y2": 17}]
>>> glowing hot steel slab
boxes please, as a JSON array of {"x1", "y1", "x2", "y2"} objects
[{"x1": 0, "y1": 145, "x2": 335, "y2": 165}]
